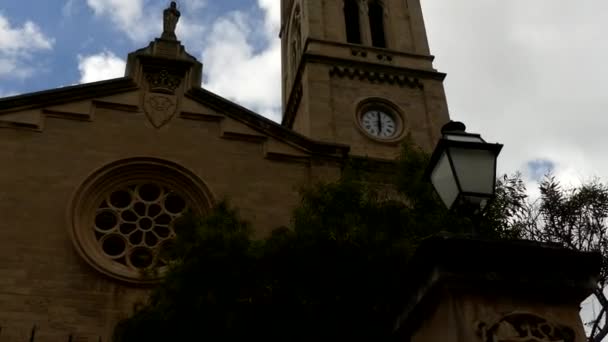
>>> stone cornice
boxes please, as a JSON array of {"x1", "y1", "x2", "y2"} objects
[
  {"x1": 0, "y1": 76, "x2": 350, "y2": 164},
  {"x1": 305, "y1": 38, "x2": 437, "y2": 63},
  {"x1": 329, "y1": 65, "x2": 424, "y2": 89},
  {"x1": 305, "y1": 53, "x2": 447, "y2": 81},
  {"x1": 282, "y1": 55, "x2": 443, "y2": 128},
  {"x1": 0, "y1": 78, "x2": 138, "y2": 114},
  {"x1": 186, "y1": 87, "x2": 350, "y2": 161},
  {"x1": 282, "y1": 39, "x2": 447, "y2": 128}
]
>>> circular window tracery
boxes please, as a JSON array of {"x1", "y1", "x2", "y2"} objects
[
  {"x1": 68, "y1": 158, "x2": 214, "y2": 284},
  {"x1": 94, "y1": 183, "x2": 187, "y2": 271}
]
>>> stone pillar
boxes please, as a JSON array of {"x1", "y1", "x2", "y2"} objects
[
  {"x1": 394, "y1": 235, "x2": 601, "y2": 342},
  {"x1": 380, "y1": 0, "x2": 393, "y2": 49},
  {"x1": 357, "y1": 0, "x2": 372, "y2": 46}
]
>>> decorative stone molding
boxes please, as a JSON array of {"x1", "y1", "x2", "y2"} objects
[
  {"x1": 184, "y1": 88, "x2": 349, "y2": 160},
  {"x1": 67, "y1": 158, "x2": 214, "y2": 284},
  {"x1": 142, "y1": 68, "x2": 184, "y2": 128},
  {"x1": 146, "y1": 70, "x2": 182, "y2": 94},
  {"x1": 351, "y1": 49, "x2": 369, "y2": 58},
  {"x1": 374, "y1": 53, "x2": 394, "y2": 62},
  {"x1": 0, "y1": 94, "x2": 139, "y2": 132},
  {"x1": 0, "y1": 78, "x2": 138, "y2": 117},
  {"x1": 477, "y1": 313, "x2": 575, "y2": 342},
  {"x1": 329, "y1": 66, "x2": 423, "y2": 89},
  {"x1": 351, "y1": 48, "x2": 394, "y2": 62},
  {"x1": 143, "y1": 92, "x2": 179, "y2": 128}
]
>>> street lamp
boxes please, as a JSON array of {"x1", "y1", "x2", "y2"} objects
[{"x1": 426, "y1": 121, "x2": 503, "y2": 213}]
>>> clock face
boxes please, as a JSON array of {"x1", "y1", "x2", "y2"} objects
[{"x1": 361, "y1": 110, "x2": 398, "y2": 139}]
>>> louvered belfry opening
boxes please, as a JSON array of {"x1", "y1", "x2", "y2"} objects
[
  {"x1": 369, "y1": 0, "x2": 386, "y2": 48},
  {"x1": 344, "y1": 0, "x2": 362, "y2": 44}
]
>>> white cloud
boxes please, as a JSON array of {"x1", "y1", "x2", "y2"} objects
[
  {"x1": 0, "y1": 17, "x2": 53, "y2": 52},
  {"x1": 85, "y1": 0, "x2": 155, "y2": 42},
  {"x1": 257, "y1": 0, "x2": 281, "y2": 37},
  {"x1": 78, "y1": 51, "x2": 126, "y2": 84},
  {"x1": 84, "y1": 0, "x2": 206, "y2": 50},
  {"x1": 79, "y1": 0, "x2": 280, "y2": 118},
  {"x1": 420, "y1": 1, "x2": 608, "y2": 330},
  {"x1": 0, "y1": 15, "x2": 54, "y2": 80},
  {"x1": 201, "y1": 2, "x2": 282, "y2": 122},
  {"x1": 175, "y1": 16, "x2": 206, "y2": 46},
  {"x1": 0, "y1": 59, "x2": 34, "y2": 79},
  {"x1": 62, "y1": 0, "x2": 78, "y2": 18},
  {"x1": 421, "y1": 0, "x2": 608, "y2": 188},
  {"x1": 181, "y1": 0, "x2": 207, "y2": 12}
]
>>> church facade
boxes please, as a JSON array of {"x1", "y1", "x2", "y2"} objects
[{"x1": 0, "y1": 0, "x2": 449, "y2": 339}]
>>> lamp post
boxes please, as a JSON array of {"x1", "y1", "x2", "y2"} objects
[{"x1": 425, "y1": 121, "x2": 503, "y2": 235}]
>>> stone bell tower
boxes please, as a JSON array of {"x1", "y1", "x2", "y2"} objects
[{"x1": 280, "y1": 0, "x2": 450, "y2": 159}]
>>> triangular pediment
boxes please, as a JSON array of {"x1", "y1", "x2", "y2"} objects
[{"x1": 0, "y1": 78, "x2": 348, "y2": 163}]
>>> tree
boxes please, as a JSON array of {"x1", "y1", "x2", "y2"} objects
[
  {"x1": 112, "y1": 139, "x2": 608, "y2": 341},
  {"x1": 506, "y1": 176, "x2": 608, "y2": 342},
  {"x1": 470, "y1": 170, "x2": 608, "y2": 341},
  {"x1": 113, "y1": 139, "x2": 485, "y2": 341}
]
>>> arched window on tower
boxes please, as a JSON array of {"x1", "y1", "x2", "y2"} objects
[
  {"x1": 344, "y1": 0, "x2": 361, "y2": 44},
  {"x1": 368, "y1": 0, "x2": 386, "y2": 48}
]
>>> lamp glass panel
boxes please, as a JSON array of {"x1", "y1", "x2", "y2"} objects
[
  {"x1": 430, "y1": 152, "x2": 459, "y2": 208},
  {"x1": 444, "y1": 134, "x2": 484, "y2": 143},
  {"x1": 449, "y1": 147, "x2": 496, "y2": 195}
]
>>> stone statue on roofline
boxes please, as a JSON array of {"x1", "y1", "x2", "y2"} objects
[{"x1": 162, "y1": 1, "x2": 181, "y2": 40}]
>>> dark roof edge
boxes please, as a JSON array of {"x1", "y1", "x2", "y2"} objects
[
  {"x1": 186, "y1": 87, "x2": 350, "y2": 159},
  {"x1": 0, "y1": 77, "x2": 138, "y2": 113}
]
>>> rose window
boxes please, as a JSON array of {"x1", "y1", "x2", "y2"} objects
[
  {"x1": 95, "y1": 183, "x2": 187, "y2": 271},
  {"x1": 69, "y1": 158, "x2": 214, "y2": 284}
]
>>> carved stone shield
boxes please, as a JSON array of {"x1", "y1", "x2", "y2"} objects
[{"x1": 143, "y1": 93, "x2": 178, "y2": 128}]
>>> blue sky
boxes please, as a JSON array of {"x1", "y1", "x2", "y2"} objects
[
  {"x1": 0, "y1": 0, "x2": 281, "y2": 118},
  {"x1": 3, "y1": 0, "x2": 608, "y2": 195}
]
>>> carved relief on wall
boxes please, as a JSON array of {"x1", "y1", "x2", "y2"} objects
[
  {"x1": 144, "y1": 93, "x2": 177, "y2": 128},
  {"x1": 143, "y1": 69, "x2": 182, "y2": 128},
  {"x1": 477, "y1": 313, "x2": 576, "y2": 342}
]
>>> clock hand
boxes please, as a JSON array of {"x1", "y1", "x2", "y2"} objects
[{"x1": 376, "y1": 112, "x2": 382, "y2": 135}]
